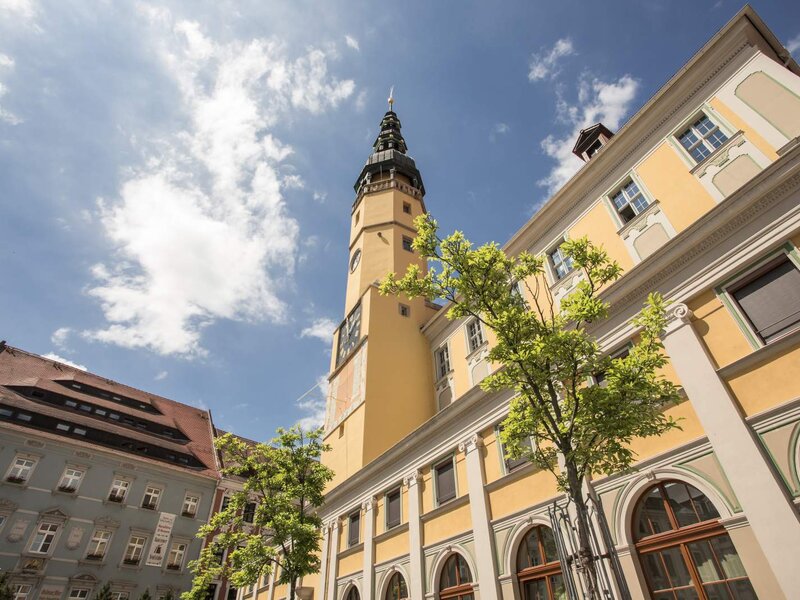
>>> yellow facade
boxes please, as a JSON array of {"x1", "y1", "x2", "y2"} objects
[{"x1": 244, "y1": 8, "x2": 800, "y2": 600}]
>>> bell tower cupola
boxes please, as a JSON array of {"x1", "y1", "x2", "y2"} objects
[{"x1": 322, "y1": 97, "x2": 438, "y2": 488}]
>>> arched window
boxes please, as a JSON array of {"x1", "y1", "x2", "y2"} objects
[
  {"x1": 344, "y1": 587, "x2": 360, "y2": 600},
  {"x1": 634, "y1": 481, "x2": 757, "y2": 599},
  {"x1": 385, "y1": 572, "x2": 408, "y2": 600},
  {"x1": 438, "y1": 553, "x2": 473, "y2": 600},
  {"x1": 516, "y1": 525, "x2": 566, "y2": 600}
]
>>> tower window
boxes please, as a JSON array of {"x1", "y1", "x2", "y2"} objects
[
  {"x1": 399, "y1": 304, "x2": 410, "y2": 317},
  {"x1": 403, "y1": 202, "x2": 411, "y2": 214},
  {"x1": 402, "y1": 236, "x2": 414, "y2": 252},
  {"x1": 435, "y1": 345, "x2": 451, "y2": 380}
]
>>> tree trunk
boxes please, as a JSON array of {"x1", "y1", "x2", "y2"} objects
[
  {"x1": 289, "y1": 578, "x2": 296, "y2": 600},
  {"x1": 565, "y1": 461, "x2": 600, "y2": 600}
]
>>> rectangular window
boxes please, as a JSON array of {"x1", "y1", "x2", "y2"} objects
[
  {"x1": 348, "y1": 510, "x2": 360, "y2": 547},
  {"x1": 497, "y1": 425, "x2": 532, "y2": 473},
  {"x1": 29, "y1": 522, "x2": 59, "y2": 554},
  {"x1": 548, "y1": 243, "x2": 574, "y2": 281},
  {"x1": 385, "y1": 488, "x2": 401, "y2": 530},
  {"x1": 108, "y1": 479, "x2": 130, "y2": 503},
  {"x1": 13, "y1": 585, "x2": 31, "y2": 600},
  {"x1": 111, "y1": 592, "x2": 129, "y2": 600},
  {"x1": 182, "y1": 494, "x2": 200, "y2": 517},
  {"x1": 402, "y1": 236, "x2": 414, "y2": 252},
  {"x1": 86, "y1": 529, "x2": 111, "y2": 559},
  {"x1": 610, "y1": 179, "x2": 651, "y2": 224},
  {"x1": 594, "y1": 346, "x2": 631, "y2": 387},
  {"x1": 466, "y1": 319, "x2": 485, "y2": 353},
  {"x1": 398, "y1": 303, "x2": 410, "y2": 317},
  {"x1": 142, "y1": 486, "x2": 161, "y2": 510},
  {"x1": 402, "y1": 202, "x2": 411, "y2": 214},
  {"x1": 68, "y1": 589, "x2": 90, "y2": 600},
  {"x1": 728, "y1": 255, "x2": 800, "y2": 344},
  {"x1": 434, "y1": 457, "x2": 456, "y2": 505},
  {"x1": 58, "y1": 467, "x2": 84, "y2": 492},
  {"x1": 435, "y1": 345, "x2": 451, "y2": 380},
  {"x1": 243, "y1": 502, "x2": 256, "y2": 524},
  {"x1": 221, "y1": 496, "x2": 231, "y2": 511},
  {"x1": 677, "y1": 113, "x2": 728, "y2": 163},
  {"x1": 123, "y1": 535, "x2": 147, "y2": 564},
  {"x1": 7, "y1": 456, "x2": 36, "y2": 483},
  {"x1": 167, "y1": 541, "x2": 187, "y2": 570}
]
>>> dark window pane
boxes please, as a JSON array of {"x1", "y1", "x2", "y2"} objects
[
  {"x1": 435, "y1": 459, "x2": 456, "y2": 504},
  {"x1": 635, "y1": 486, "x2": 672, "y2": 538},
  {"x1": 708, "y1": 535, "x2": 746, "y2": 579},
  {"x1": 522, "y1": 579, "x2": 548, "y2": 600},
  {"x1": 386, "y1": 489, "x2": 401, "y2": 529},
  {"x1": 664, "y1": 482, "x2": 701, "y2": 528},
  {"x1": 348, "y1": 512, "x2": 360, "y2": 547},
  {"x1": 540, "y1": 526, "x2": 558, "y2": 563},
  {"x1": 732, "y1": 258, "x2": 800, "y2": 342}
]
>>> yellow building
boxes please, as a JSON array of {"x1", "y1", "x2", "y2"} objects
[{"x1": 250, "y1": 5, "x2": 800, "y2": 600}]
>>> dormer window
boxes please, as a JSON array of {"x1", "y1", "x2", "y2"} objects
[{"x1": 572, "y1": 123, "x2": 614, "y2": 162}]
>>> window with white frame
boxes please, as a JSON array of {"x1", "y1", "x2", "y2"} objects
[
  {"x1": 0, "y1": 515, "x2": 7, "y2": 532},
  {"x1": 58, "y1": 467, "x2": 84, "y2": 492},
  {"x1": 182, "y1": 494, "x2": 199, "y2": 517},
  {"x1": 141, "y1": 486, "x2": 161, "y2": 510},
  {"x1": 108, "y1": 478, "x2": 130, "y2": 503},
  {"x1": 725, "y1": 254, "x2": 800, "y2": 345},
  {"x1": 435, "y1": 345, "x2": 451, "y2": 380},
  {"x1": 68, "y1": 588, "x2": 90, "y2": 600},
  {"x1": 497, "y1": 424, "x2": 533, "y2": 473},
  {"x1": 167, "y1": 541, "x2": 187, "y2": 570},
  {"x1": 466, "y1": 319, "x2": 485, "y2": 353},
  {"x1": 548, "y1": 243, "x2": 574, "y2": 281},
  {"x1": 677, "y1": 113, "x2": 729, "y2": 163},
  {"x1": 6, "y1": 456, "x2": 36, "y2": 483},
  {"x1": 29, "y1": 522, "x2": 59, "y2": 554},
  {"x1": 123, "y1": 535, "x2": 147, "y2": 564},
  {"x1": 111, "y1": 592, "x2": 129, "y2": 600},
  {"x1": 610, "y1": 179, "x2": 651, "y2": 224},
  {"x1": 86, "y1": 529, "x2": 111, "y2": 559},
  {"x1": 12, "y1": 585, "x2": 31, "y2": 600}
]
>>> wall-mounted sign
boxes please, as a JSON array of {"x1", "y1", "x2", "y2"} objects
[
  {"x1": 145, "y1": 512, "x2": 176, "y2": 567},
  {"x1": 39, "y1": 585, "x2": 65, "y2": 600}
]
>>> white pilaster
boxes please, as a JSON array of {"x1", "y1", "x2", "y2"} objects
[
  {"x1": 267, "y1": 565, "x2": 277, "y2": 600},
  {"x1": 362, "y1": 498, "x2": 376, "y2": 600},
  {"x1": 326, "y1": 520, "x2": 340, "y2": 600},
  {"x1": 403, "y1": 470, "x2": 425, "y2": 600},
  {"x1": 318, "y1": 521, "x2": 331, "y2": 600},
  {"x1": 458, "y1": 433, "x2": 500, "y2": 600},
  {"x1": 661, "y1": 303, "x2": 800, "y2": 593}
]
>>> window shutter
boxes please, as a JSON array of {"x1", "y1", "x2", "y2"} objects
[
  {"x1": 436, "y1": 459, "x2": 456, "y2": 503},
  {"x1": 348, "y1": 512, "x2": 360, "y2": 547},
  {"x1": 732, "y1": 258, "x2": 800, "y2": 342},
  {"x1": 386, "y1": 489, "x2": 401, "y2": 528}
]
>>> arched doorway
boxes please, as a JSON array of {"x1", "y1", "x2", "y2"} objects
[
  {"x1": 516, "y1": 525, "x2": 566, "y2": 600},
  {"x1": 385, "y1": 572, "x2": 408, "y2": 600},
  {"x1": 438, "y1": 553, "x2": 474, "y2": 600},
  {"x1": 634, "y1": 480, "x2": 758, "y2": 599},
  {"x1": 344, "y1": 586, "x2": 360, "y2": 600}
]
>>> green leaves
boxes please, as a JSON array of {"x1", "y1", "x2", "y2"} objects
[
  {"x1": 183, "y1": 426, "x2": 333, "y2": 600},
  {"x1": 380, "y1": 213, "x2": 680, "y2": 494}
]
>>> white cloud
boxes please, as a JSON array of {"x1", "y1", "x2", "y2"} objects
[
  {"x1": 0, "y1": 53, "x2": 20, "y2": 125},
  {"x1": 490, "y1": 122, "x2": 510, "y2": 142},
  {"x1": 296, "y1": 374, "x2": 328, "y2": 429},
  {"x1": 51, "y1": 327, "x2": 72, "y2": 350},
  {"x1": 537, "y1": 75, "x2": 639, "y2": 195},
  {"x1": 355, "y1": 88, "x2": 367, "y2": 112},
  {"x1": 528, "y1": 38, "x2": 575, "y2": 82},
  {"x1": 787, "y1": 33, "x2": 800, "y2": 56},
  {"x1": 312, "y1": 190, "x2": 327, "y2": 203},
  {"x1": 345, "y1": 35, "x2": 360, "y2": 51},
  {"x1": 300, "y1": 317, "x2": 336, "y2": 343},
  {"x1": 83, "y1": 7, "x2": 355, "y2": 357},
  {"x1": 42, "y1": 352, "x2": 87, "y2": 371},
  {"x1": 0, "y1": 0, "x2": 36, "y2": 21},
  {"x1": 155, "y1": 370, "x2": 168, "y2": 380}
]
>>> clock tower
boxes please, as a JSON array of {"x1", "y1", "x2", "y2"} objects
[{"x1": 322, "y1": 101, "x2": 439, "y2": 487}]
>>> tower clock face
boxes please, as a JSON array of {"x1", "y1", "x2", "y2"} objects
[{"x1": 350, "y1": 249, "x2": 362, "y2": 272}]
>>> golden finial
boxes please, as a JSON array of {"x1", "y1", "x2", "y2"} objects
[{"x1": 388, "y1": 85, "x2": 395, "y2": 110}]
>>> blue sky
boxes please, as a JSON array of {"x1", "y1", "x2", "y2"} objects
[{"x1": 1, "y1": 0, "x2": 798, "y2": 441}]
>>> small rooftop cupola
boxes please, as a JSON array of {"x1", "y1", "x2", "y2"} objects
[
  {"x1": 354, "y1": 91, "x2": 425, "y2": 196},
  {"x1": 572, "y1": 122, "x2": 614, "y2": 162}
]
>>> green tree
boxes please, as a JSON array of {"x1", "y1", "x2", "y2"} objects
[
  {"x1": 138, "y1": 590, "x2": 152, "y2": 600},
  {"x1": 380, "y1": 214, "x2": 679, "y2": 598},
  {"x1": 92, "y1": 584, "x2": 112, "y2": 600},
  {"x1": 184, "y1": 426, "x2": 333, "y2": 600},
  {"x1": 0, "y1": 572, "x2": 14, "y2": 600}
]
